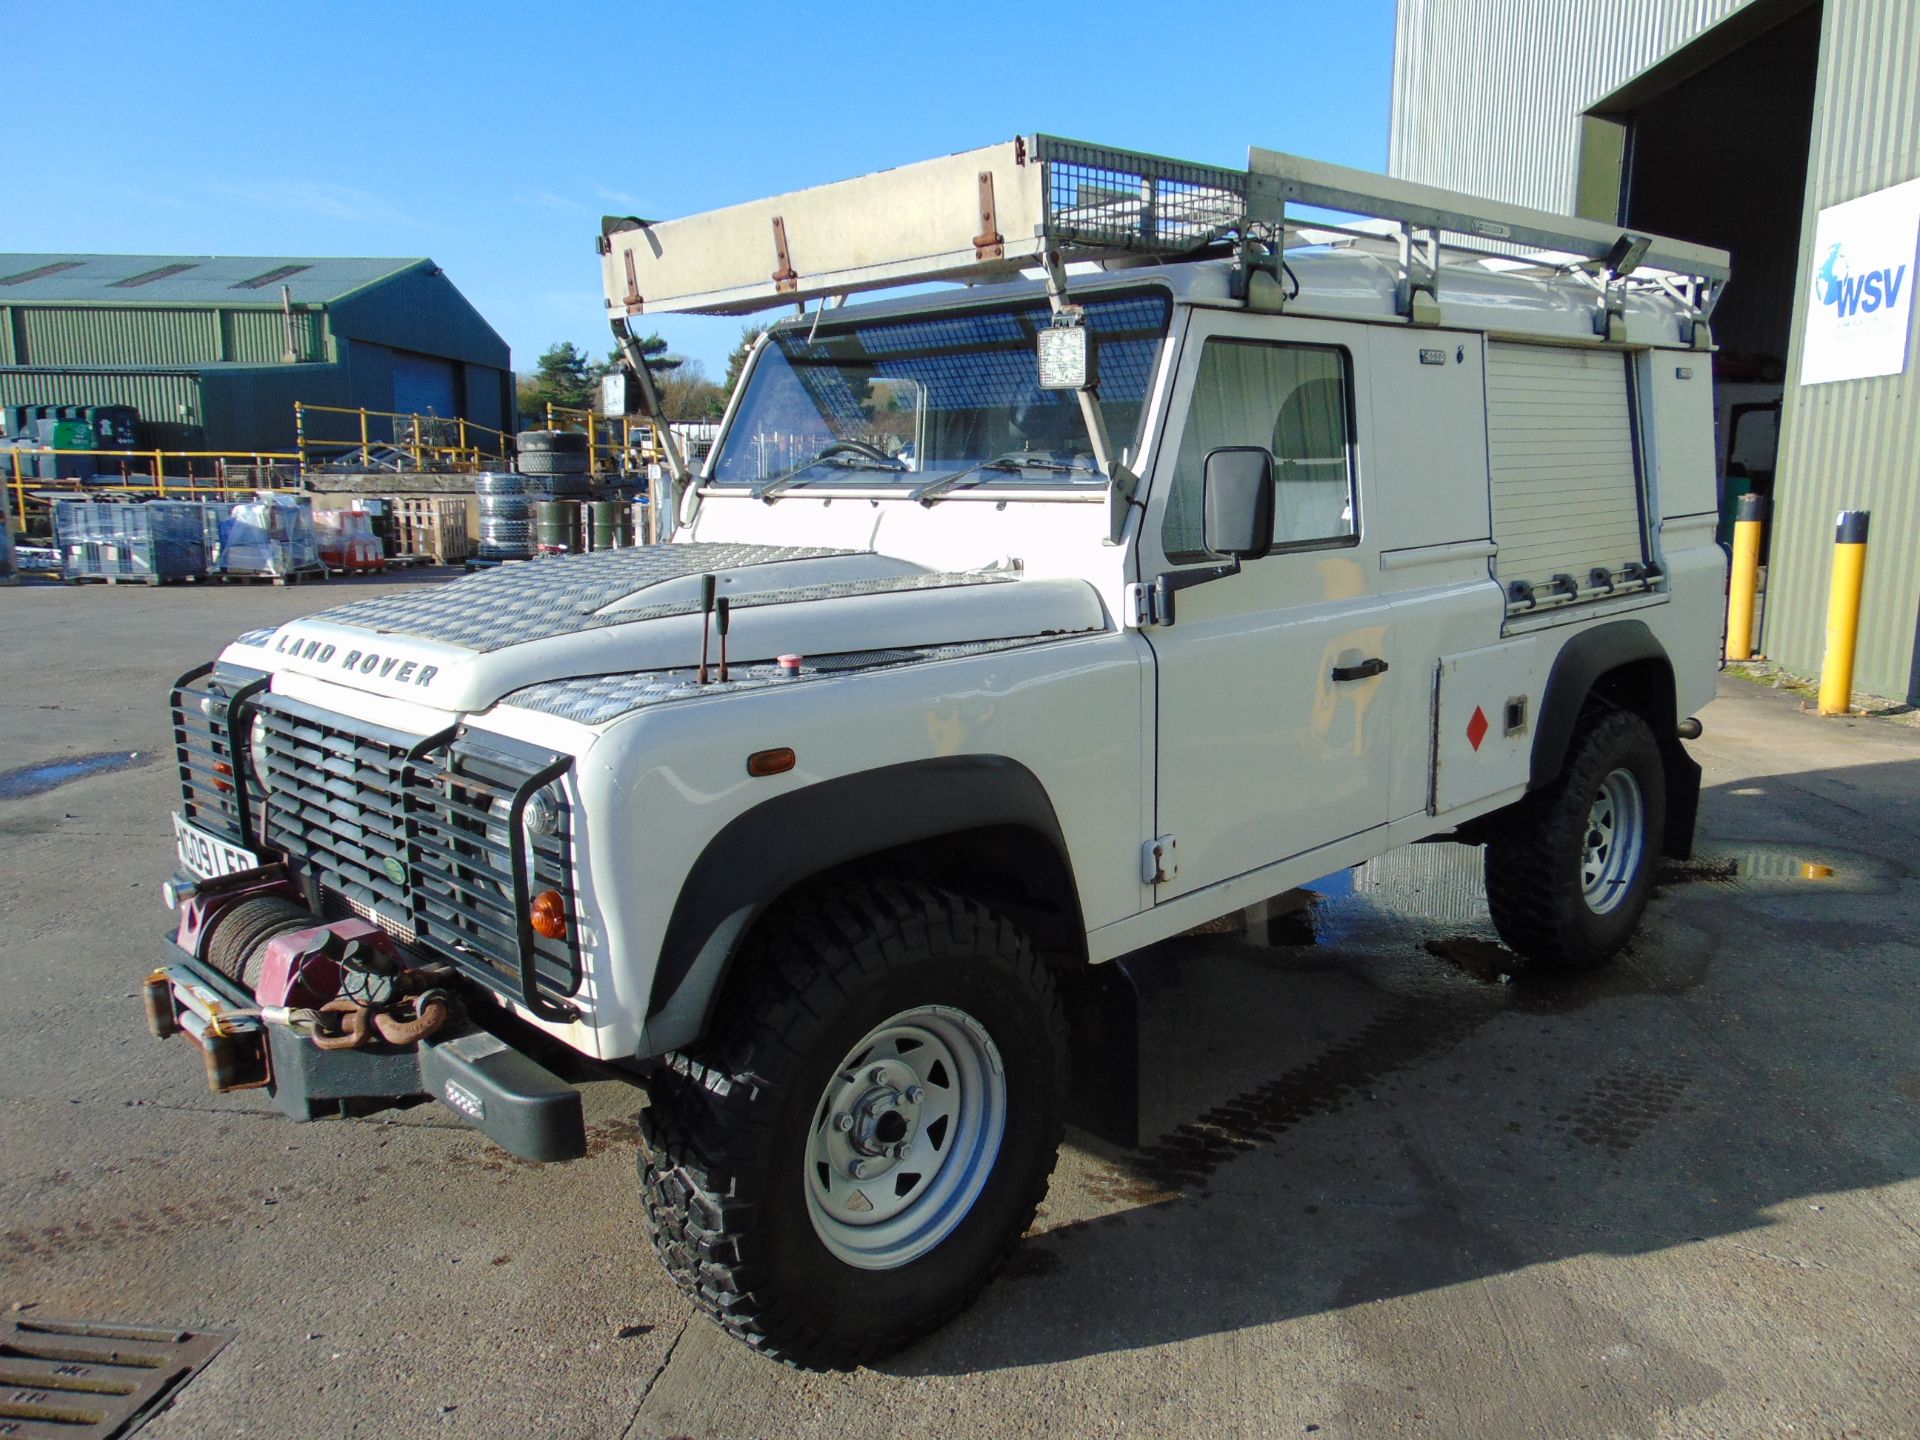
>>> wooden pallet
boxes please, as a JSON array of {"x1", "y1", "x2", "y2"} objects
[
  {"x1": 384, "y1": 552, "x2": 433, "y2": 569},
  {"x1": 219, "y1": 564, "x2": 329, "y2": 587},
  {"x1": 64, "y1": 572, "x2": 204, "y2": 587},
  {"x1": 386, "y1": 497, "x2": 472, "y2": 564}
]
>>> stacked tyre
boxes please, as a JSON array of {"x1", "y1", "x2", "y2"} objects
[
  {"x1": 475, "y1": 471, "x2": 535, "y2": 559},
  {"x1": 516, "y1": 430, "x2": 591, "y2": 497}
]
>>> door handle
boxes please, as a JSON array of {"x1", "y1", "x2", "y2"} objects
[{"x1": 1331, "y1": 657, "x2": 1389, "y2": 682}]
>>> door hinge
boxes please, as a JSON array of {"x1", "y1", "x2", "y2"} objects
[
  {"x1": 1124, "y1": 581, "x2": 1162, "y2": 629},
  {"x1": 1141, "y1": 834, "x2": 1178, "y2": 886}
]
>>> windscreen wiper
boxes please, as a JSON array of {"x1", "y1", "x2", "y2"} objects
[
  {"x1": 910, "y1": 454, "x2": 1096, "y2": 507},
  {"x1": 752, "y1": 450, "x2": 906, "y2": 502}
]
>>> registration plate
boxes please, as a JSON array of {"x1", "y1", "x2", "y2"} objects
[{"x1": 172, "y1": 813, "x2": 260, "y2": 881}]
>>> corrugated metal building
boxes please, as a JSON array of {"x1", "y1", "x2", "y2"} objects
[
  {"x1": 0, "y1": 254, "x2": 512, "y2": 454},
  {"x1": 1392, "y1": 0, "x2": 1920, "y2": 703}
]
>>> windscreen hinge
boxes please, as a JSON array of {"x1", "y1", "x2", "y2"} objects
[{"x1": 1124, "y1": 581, "x2": 1162, "y2": 629}]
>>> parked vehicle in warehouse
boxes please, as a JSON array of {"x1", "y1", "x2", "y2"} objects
[{"x1": 148, "y1": 134, "x2": 1726, "y2": 1370}]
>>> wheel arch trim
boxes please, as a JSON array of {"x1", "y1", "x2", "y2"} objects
[
  {"x1": 1531, "y1": 619, "x2": 1675, "y2": 788},
  {"x1": 643, "y1": 755, "x2": 1083, "y2": 1056},
  {"x1": 1530, "y1": 618, "x2": 1698, "y2": 858}
]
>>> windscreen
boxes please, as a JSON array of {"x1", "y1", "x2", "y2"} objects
[{"x1": 709, "y1": 290, "x2": 1172, "y2": 490}]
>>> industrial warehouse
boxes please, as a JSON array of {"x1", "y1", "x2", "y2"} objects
[
  {"x1": 0, "y1": 249, "x2": 658, "y2": 583},
  {"x1": 4, "y1": 2, "x2": 1920, "y2": 1437},
  {"x1": 0, "y1": 253, "x2": 513, "y2": 454},
  {"x1": 1392, "y1": 0, "x2": 1920, "y2": 701}
]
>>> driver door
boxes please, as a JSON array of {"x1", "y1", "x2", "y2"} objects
[{"x1": 1140, "y1": 313, "x2": 1395, "y2": 901}]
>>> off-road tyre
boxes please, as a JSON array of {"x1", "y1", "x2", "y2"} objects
[
  {"x1": 514, "y1": 429, "x2": 589, "y2": 456},
  {"x1": 517, "y1": 451, "x2": 590, "y2": 477},
  {"x1": 636, "y1": 880, "x2": 1068, "y2": 1369},
  {"x1": 1484, "y1": 707, "x2": 1666, "y2": 970}
]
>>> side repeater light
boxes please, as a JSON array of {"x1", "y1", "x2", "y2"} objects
[{"x1": 747, "y1": 748, "x2": 796, "y2": 778}]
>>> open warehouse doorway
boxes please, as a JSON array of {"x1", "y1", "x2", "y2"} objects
[{"x1": 1580, "y1": 0, "x2": 1822, "y2": 556}]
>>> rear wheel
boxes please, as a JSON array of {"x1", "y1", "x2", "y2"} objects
[
  {"x1": 1484, "y1": 708, "x2": 1666, "y2": 969},
  {"x1": 636, "y1": 881, "x2": 1067, "y2": 1369}
]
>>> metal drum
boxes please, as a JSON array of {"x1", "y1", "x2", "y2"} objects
[
  {"x1": 534, "y1": 499, "x2": 582, "y2": 555},
  {"x1": 588, "y1": 499, "x2": 631, "y2": 551}
]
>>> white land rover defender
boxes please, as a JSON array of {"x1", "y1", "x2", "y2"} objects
[{"x1": 152, "y1": 136, "x2": 1727, "y2": 1368}]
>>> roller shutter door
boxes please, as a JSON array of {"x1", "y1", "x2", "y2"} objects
[
  {"x1": 391, "y1": 351, "x2": 458, "y2": 418},
  {"x1": 1486, "y1": 343, "x2": 1647, "y2": 590}
]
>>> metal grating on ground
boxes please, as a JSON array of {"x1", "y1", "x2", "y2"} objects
[{"x1": 0, "y1": 1317, "x2": 228, "y2": 1439}]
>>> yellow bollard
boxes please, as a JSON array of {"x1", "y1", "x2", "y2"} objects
[
  {"x1": 1725, "y1": 492, "x2": 1766, "y2": 660},
  {"x1": 1817, "y1": 510, "x2": 1870, "y2": 716}
]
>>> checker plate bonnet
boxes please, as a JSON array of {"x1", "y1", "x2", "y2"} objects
[
  {"x1": 241, "y1": 544, "x2": 1110, "y2": 714},
  {"x1": 315, "y1": 543, "x2": 852, "y2": 652}
]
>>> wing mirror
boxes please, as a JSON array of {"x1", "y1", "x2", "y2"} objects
[{"x1": 1202, "y1": 447, "x2": 1274, "y2": 560}]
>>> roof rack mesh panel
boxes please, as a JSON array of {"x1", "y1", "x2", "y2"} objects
[{"x1": 1036, "y1": 137, "x2": 1247, "y2": 253}]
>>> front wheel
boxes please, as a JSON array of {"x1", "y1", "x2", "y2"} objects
[
  {"x1": 1484, "y1": 708, "x2": 1667, "y2": 969},
  {"x1": 636, "y1": 881, "x2": 1068, "y2": 1369}
]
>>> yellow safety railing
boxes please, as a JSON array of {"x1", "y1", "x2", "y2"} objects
[
  {"x1": 6, "y1": 448, "x2": 303, "y2": 546},
  {"x1": 542, "y1": 405, "x2": 661, "y2": 479},
  {"x1": 295, "y1": 402, "x2": 511, "y2": 474}
]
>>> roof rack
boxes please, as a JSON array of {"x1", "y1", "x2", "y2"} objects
[{"x1": 599, "y1": 134, "x2": 1728, "y2": 339}]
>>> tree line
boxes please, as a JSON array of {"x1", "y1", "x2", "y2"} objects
[{"x1": 517, "y1": 325, "x2": 769, "y2": 426}]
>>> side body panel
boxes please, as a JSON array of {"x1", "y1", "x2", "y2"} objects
[
  {"x1": 560, "y1": 631, "x2": 1150, "y2": 1059},
  {"x1": 1642, "y1": 356, "x2": 1725, "y2": 724},
  {"x1": 1432, "y1": 638, "x2": 1543, "y2": 814},
  {"x1": 1363, "y1": 326, "x2": 1514, "y2": 823}
]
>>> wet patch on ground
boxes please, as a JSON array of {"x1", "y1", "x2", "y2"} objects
[
  {"x1": 1662, "y1": 841, "x2": 1899, "y2": 895},
  {"x1": 1080, "y1": 844, "x2": 1723, "y2": 1211},
  {"x1": 1087, "y1": 998, "x2": 1494, "y2": 1203},
  {"x1": 1551, "y1": 1062, "x2": 1694, "y2": 1156},
  {"x1": 0, "y1": 750, "x2": 153, "y2": 800},
  {"x1": 1423, "y1": 935, "x2": 1520, "y2": 983},
  {"x1": 999, "y1": 1242, "x2": 1063, "y2": 1281}
]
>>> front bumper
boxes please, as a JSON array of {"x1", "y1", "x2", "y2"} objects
[{"x1": 150, "y1": 939, "x2": 587, "y2": 1163}]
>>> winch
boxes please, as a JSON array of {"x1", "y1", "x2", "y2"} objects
[{"x1": 143, "y1": 864, "x2": 583, "y2": 1161}]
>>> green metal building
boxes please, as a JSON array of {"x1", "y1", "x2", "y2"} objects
[
  {"x1": 0, "y1": 254, "x2": 512, "y2": 454},
  {"x1": 1392, "y1": 0, "x2": 1920, "y2": 703}
]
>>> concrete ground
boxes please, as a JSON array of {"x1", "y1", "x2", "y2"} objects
[{"x1": 1, "y1": 577, "x2": 1916, "y2": 1440}]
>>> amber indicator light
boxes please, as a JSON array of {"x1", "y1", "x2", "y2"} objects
[
  {"x1": 529, "y1": 889, "x2": 568, "y2": 941},
  {"x1": 747, "y1": 747, "x2": 796, "y2": 778}
]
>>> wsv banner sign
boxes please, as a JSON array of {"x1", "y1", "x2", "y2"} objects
[{"x1": 1801, "y1": 176, "x2": 1920, "y2": 386}]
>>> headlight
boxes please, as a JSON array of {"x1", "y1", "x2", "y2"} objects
[
  {"x1": 487, "y1": 784, "x2": 563, "y2": 876},
  {"x1": 524, "y1": 784, "x2": 563, "y2": 837},
  {"x1": 247, "y1": 713, "x2": 270, "y2": 789}
]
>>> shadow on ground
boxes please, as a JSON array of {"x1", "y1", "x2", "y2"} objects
[{"x1": 879, "y1": 761, "x2": 1917, "y2": 1382}]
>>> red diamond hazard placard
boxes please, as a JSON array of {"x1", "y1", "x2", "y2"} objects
[{"x1": 1466, "y1": 705, "x2": 1490, "y2": 751}]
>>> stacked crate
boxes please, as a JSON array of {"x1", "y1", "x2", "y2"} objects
[
  {"x1": 386, "y1": 496, "x2": 472, "y2": 563},
  {"x1": 221, "y1": 497, "x2": 321, "y2": 577},
  {"x1": 314, "y1": 507, "x2": 386, "y2": 573},
  {"x1": 54, "y1": 500, "x2": 229, "y2": 582}
]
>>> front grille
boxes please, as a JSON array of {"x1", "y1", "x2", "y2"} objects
[
  {"x1": 407, "y1": 739, "x2": 581, "y2": 1001},
  {"x1": 223, "y1": 695, "x2": 584, "y2": 1014},
  {"x1": 170, "y1": 662, "x2": 267, "y2": 845},
  {"x1": 256, "y1": 696, "x2": 414, "y2": 927}
]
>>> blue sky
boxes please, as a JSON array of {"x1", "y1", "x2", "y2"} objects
[{"x1": 3, "y1": 0, "x2": 1396, "y2": 378}]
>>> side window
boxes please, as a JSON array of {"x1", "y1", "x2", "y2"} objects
[{"x1": 1161, "y1": 339, "x2": 1355, "y2": 562}]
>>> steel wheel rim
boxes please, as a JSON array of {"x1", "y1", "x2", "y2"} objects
[
  {"x1": 804, "y1": 1004, "x2": 1007, "y2": 1270},
  {"x1": 1582, "y1": 766, "x2": 1646, "y2": 915}
]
